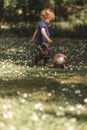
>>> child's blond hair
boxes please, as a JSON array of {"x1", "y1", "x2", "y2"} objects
[{"x1": 40, "y1": 8, "x2": 55, "y2": 21}]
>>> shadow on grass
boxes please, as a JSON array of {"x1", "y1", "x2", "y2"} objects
[
  {"x1": 0, "y1": 77, "x2": 87, "y2": 104},
  {"x1": 65, "y1": 112, "x2": 87, "y2": 122},
  {"x1": 0, "y1": 23, "x2": 87, "y2": 38}
]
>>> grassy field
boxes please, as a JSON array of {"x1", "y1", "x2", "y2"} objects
[{"x1": 0, "y1": 37, "x2": 87, "y2": 130}]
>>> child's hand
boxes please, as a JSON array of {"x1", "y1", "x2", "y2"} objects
[
  {"x1": 47, "y1": 38, "x2": 53, "y2": 43},
  {"x1": 29, "y1": 38, "x2": 34, "y2": 44}
]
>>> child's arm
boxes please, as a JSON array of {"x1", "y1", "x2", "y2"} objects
[
  {"x1": 29, "y1": 29, "x2": 38, "y2": 43},
  {"x1": 41, "y1": 28, "x2": 53, "y2": 43}
]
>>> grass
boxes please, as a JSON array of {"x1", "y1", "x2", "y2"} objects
[{"x1": 0, "y1": 37, "x2": 87, "y2": 130}]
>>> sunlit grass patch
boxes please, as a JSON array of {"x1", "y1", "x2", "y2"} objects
[
  {"x1": 59, "y1": 75, "x2": 87, "y2": 84},
  {"x1": 0, "y1": 37, "x2": 87, "y2": 130}
]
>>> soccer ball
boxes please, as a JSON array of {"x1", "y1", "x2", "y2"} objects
[{"x1": 53, "y1": 53, "x2": 67, "y2": 68}]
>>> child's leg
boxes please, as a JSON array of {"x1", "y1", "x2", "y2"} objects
[
  {"x1": 32, "y1": 44, "x2": 43, "y2": 65},
  {"x1": 43, "y1": 49, "x2": 51, "y2": 66},
  {"x1": 32, "y1": 54, "x2": 42, "y2": 65},
  {"x1": 43, "y1": 58, "x2": 50, "y2": 65},
  {"x1": 43, "y1": 58, "x2": 53, "y2": 67}
]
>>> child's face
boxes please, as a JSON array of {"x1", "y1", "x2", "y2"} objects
[
  {"x1": 44, "y1": 13, "x2": 55, "y2": 24},
  {"x1": 45, "y1": 18, "x2": 52, "y2": 25}
]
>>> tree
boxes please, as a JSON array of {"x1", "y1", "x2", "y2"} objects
[
  {"x1": 28, "y1": 0, "x2": 54, "y2": 21},
  {"x1": 0, "y1": 0, "x2": 4, "y2": 22}
]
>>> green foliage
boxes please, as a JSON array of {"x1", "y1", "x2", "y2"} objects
[
  {"x1": 4, "y1": 0, "x2": 17, "y2": 8},
  {"x1": 74, "y1": 24, "x2": 87, "y2": 38},
  {"x1": 0, "y1": 0, "x2": 86, "y2": 22},
  {"x1": 0, "y1": 0, "x2": 4, "y2": 21},
  {"x1": 0, "y1": 0, "x2": 87, "y2": 38}
]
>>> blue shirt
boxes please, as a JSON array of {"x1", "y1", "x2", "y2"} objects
[{"x1": 37, "y1": 21, "x2": 50, "y2": 43}]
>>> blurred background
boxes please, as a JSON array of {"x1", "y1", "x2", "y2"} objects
[{"x1": 0, "y1": 0, "x2": 87, "y2": 38}]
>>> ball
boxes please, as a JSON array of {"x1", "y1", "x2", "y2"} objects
[{"x1": 53, "y1": 53, "x2": 67, "y2": 68}]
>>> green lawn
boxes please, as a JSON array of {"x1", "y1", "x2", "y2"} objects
[{"x1": 0, "y1": 37, "x2": 87, "y2": 130}]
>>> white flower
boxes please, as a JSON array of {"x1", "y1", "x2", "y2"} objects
[
  {"x1": 84, "y1": 98, "x2": 87, "y2": 103},
  {"x1": 3, "y1": 111, "x2": 13, "y2": 119},
  {"x1": 32, "y1": 113, "x2": 39, "y2": 121},
  {"x1": 34, "y1": 102, "x2": 43, "y2": 111},
  {"x1": 76, "y1": 110, "x2": 81, "y2": 115},
  {"x1": 22, "y1": 93, "x2": 28, "y2": 98},
  {"x1": 2, "y1": 104, "x2": 12, "y2": 110},
  {"x1": 9, "y1": 125, "x2": 16, "y2": 130},
  {"x1": 56, "y1": 111, "x2": 65, "y2": 116},
  {"x1": 69, "y1": 106, "x2": 75, "y2": 112},
  {"x1": 70, "y1": 118, "x2": 77, "y2": 123},
  {"x1": 41, "y1": 114, "x2": 47, "y2": 120},
  {"x1": 20, "y1": 98, "x2": 26, "y2": 103},
  {"x1": 76, "y1": 104, "x2": 84, "y2": 110},
  {"x1": 67, "y1": 125, "x2": 74, "y2": 130},
  {"x1": 48, "y1": 93, "x2": 52, "y2": 97},
  {"x1": 75, "y1": 90, "x2": 81, "y2": 94}
]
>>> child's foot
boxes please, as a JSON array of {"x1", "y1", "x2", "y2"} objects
[
  {"x1": 32, "y1": 57, "x2": 36, "y2": 66},
  {"x1": 44, "y1": 63, "x2": 53, "y2": 68}
]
